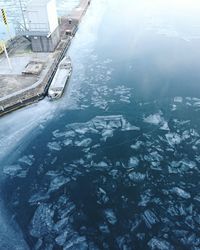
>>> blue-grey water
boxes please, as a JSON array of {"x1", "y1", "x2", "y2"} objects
[{"x1": 1, "y1": 0, "x2": 200, "y2": 249}]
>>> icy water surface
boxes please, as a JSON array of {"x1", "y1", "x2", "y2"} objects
[{"x1": 1, "y1": 0, "x2": 200, "y2": 249}]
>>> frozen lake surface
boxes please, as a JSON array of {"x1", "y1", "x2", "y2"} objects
[{"x1": 1, "y1": 0, "x2": 200, "y2": 249}]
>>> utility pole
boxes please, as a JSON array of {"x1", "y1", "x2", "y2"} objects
[
  {"x1": 3, "y1": 42, "x2": 12, "y2": 71},
  {"x1": 18, "y1": 0, "x2": 27, "y2": 30}
]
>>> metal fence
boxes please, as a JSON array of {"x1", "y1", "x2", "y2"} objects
[{"x1": 0, "y1": 0, "x2": 80, "y2": 39}]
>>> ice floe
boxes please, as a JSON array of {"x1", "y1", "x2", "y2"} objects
[
  {"x1": 142, "y1": 209, "x2": 159, "y2": 229},
  {"x1": 171, "y1": 187, "x2": 191, "y2": 199},
  {"x1": 128, "y1": 157, "x2": 139, "y2": 168},
  {"x1": 148, "y1": 237, "x2": 174, "y2": 250},
  {"x1": 47, "y1": 141, "x2": 62, "y2": 151},
  {"x1": 30, "y1": 204, "x2": 54, "y2": 238},
  {"x1": 3, "y1": 164, "x2": 29, "y2": 178},
  {"x1": 104, "y1": 209, "x2": 117, "y2": 225}
]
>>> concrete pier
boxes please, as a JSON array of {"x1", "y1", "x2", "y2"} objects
[{"x1": 0, "y1": 0, "x2": 91, "y2": 116}]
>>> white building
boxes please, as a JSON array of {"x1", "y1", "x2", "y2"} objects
[{"x1": 26, "y1": 0, "x2": 60, "y2": 52}]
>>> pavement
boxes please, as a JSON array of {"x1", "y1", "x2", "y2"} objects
[{"x1": 0, "y1": 38, "x2": 55, "y2": 100}]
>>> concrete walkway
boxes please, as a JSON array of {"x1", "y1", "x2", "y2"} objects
[{"x1": 0, "y1": 0, "x2": 91, "y2": 116}]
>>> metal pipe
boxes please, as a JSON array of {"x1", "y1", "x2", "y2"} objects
[{"x1": 18, "y1": 0, "x2": 27, "y2": 30}]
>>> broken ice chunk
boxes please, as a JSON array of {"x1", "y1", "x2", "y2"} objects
[
  {"x1": 104, "y1": 209, "x2": 117, "y2": 225},
  {"x1": 75, "y1": 127, "x2": 89, "y2": 135},
  {"x1": 63, "y1": 235, "x2": 88, "y2": 250},
  {"x1": 193, "y1": 101, "x2": 200, "y2": 108},
  {"x1": 29, "y1": 192, "x2": 50, "y2": 205},
  {"x1": 48, "y1": 176, "x2": 70, "y2": 193},
  {"x1": 75, "y1": 138, "x2": 92, "y2": 147},
  {"x1": 97, "y1": 187, "x2": 109, "y2": 204},
  {"x1": 166, "y1": 133, "x2": 181, "y2": 147},
  {"x1": 53, "y1": 217, "x2": 70, "y2": 233},
  {"x1": 18, "y1": 155, "x2": 34, "y2": 166},
  {"x1": 55, "y1": 230, "x2": 73, "y2": 247},
  {"x1": 130, "y1": 215, "x2": 142, "y2": 232},
  {"x1": 3, "y1": 164, "x2": 22, "y2": 177},
  {"x1": 63, "y1": 139, "x2": 73, "y2": 146},
  {"x1": 142, "y1": 209, "x2": 159, "y2": 229},
  {"x1": 171, "y1": 187, "x2": 191, "y2": 199},
  {"x1": 131, "y1": 141, "x2": 143, "y2": 150},
  {"x1": 174, "y1": 96, "x2": 183, "y2": 103},
  {"x1": 160, "y1": 122, "x2": 169, "y2": 131},
  {"x1": 47, "y1": 142, "x2": 62, "y2": 151},
  {"x1": 143, "y1": 113, "x2": 164, "y2": 125},
  {"x1": 60, "y1": 202, "x2": 76, "y2": 219},
  {"x1": 96, "y1": 161, "x2": 109, "y2": 168},
  {"x1": 102, "y1": 129, "x2": 114, "y2": 141},
  {"x1": 128, "y1": 157, "x2": 139, "y2": 168},
  {"x1": 128, "y1": 172, "x2": 145, "y2": 182},
  {"x1": 148, "y1": 237, "x2": 174, "y2": 250},
  {"x1": 3, "y1": 164, "x2": 28, "y2": 178},
  {"x1": 30, "y1": 204, "x2": 54, "y2": 238}
]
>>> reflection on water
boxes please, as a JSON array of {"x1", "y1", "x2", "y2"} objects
[{"x1": 1, "y1": 0, "x2": 200, "y2": 249}]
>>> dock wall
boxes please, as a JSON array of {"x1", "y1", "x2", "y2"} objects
[{"x1": 0, "y1": 0, "x2": 91, "y2": 116}]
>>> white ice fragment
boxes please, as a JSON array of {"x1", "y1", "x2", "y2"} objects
[
  {"x1": 171, "y1": 187, "x2": 191, "y2": 199},
  {"x1": 102, "y1": 129, "x2": 113, "y2": 141},
  {"x1": 97, "y1": 187, "x2": 109, "y2": 204},
  {"x1": 96, "y1": 161, "x2": 109, "y2": 168},
  {"x1": 104, "y1": 209, "x2": 117, "y2": 225},
  {"x1": 75, "y1": 127, "x2": 89, "y2": 135},
  {"x1": 148, "y1": 237, "x2": 174, "y2": 250},
  {"x1": 131, "y1": 141, "x2": 143, "y2": 150},
  {"x1": 63, "y1": 139, "x2": 73, "y2": 146},
  {"x1": 142, "y1": 210, "x2": 159, "y2": 229},
  {"x1": 128, "y1": 157, "x2": 139, "y2": 168},
  {"x1": 128, "y1": 172, "x2": 145, "y2": 182},
  {"x1": 108, "y1": 120, "x2": 121, "y2": 129},
  {"x1": 181, "y1": 160, "x2": 196, "y2": 169},
  {"x1": 192, "y1": 97, "x2": 200, "y2": 102},
  {"x1": 171, "y1": 104, "x2": 177, "y2": 111},
  {"x1": 166, "y1": 133, "x2": 181, "y2": 147},
  {"x1": 121, "y1": 117, "x2": 140, "y2": 131},
  {"x1": 55, "y1": 231, "x2": 69, "y2": 246},
  {"x1": 48, "y1": 176, "x2": 70, "y2": 193},
  {"x1": 47, "y1": 142, "x2": 61, "y2": 151},
  {"x1": 63, "y1": 131, "x2": 76, "y2": 138},
  {"x1": 143, "y1": 113, "x2": 164, "y2": 125},
  {"x1": 194, "y1": 102, "x2": 200, "y2": 107},
  {"x1": 18, "y1": 155, "x2": 34, "y2": 166},
  {"x1": 52, "y1": 130, "x2": 67, "y2": 138},
  {"x1": 75, "y1": 138, "x2": 92, "y2": 147},
  {"x1": 160, "y1": 122, "x2": 169, "y2": 131},
  {"x1": 122, "y1": 123, "x2": 140, "y2": 131},
  {"x1": 53, "y1": 217, "x2": 69, "y2": 233},
  {"x1": 3, "y1": 164, "x2": 24, "y2": 177},
  {"x1": 29, "y1": 192, "x2": 50, "y2": 205},
  {"x1": 30, "y1": 204, "x2": 54, "y2": 238},
  {"x1": 63, "y1": 235, "x2": 88, "y2": 250},
  {"x1": 168, "y1": 159, "x2": 196, "y2": 174},
  {"x1": 174, "y1": 96, "x2": 183, "y2": 103}
]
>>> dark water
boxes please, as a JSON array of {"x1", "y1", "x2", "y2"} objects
[{"x1": 1, "y1": 0, "x2": 200, "y2": 249}]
